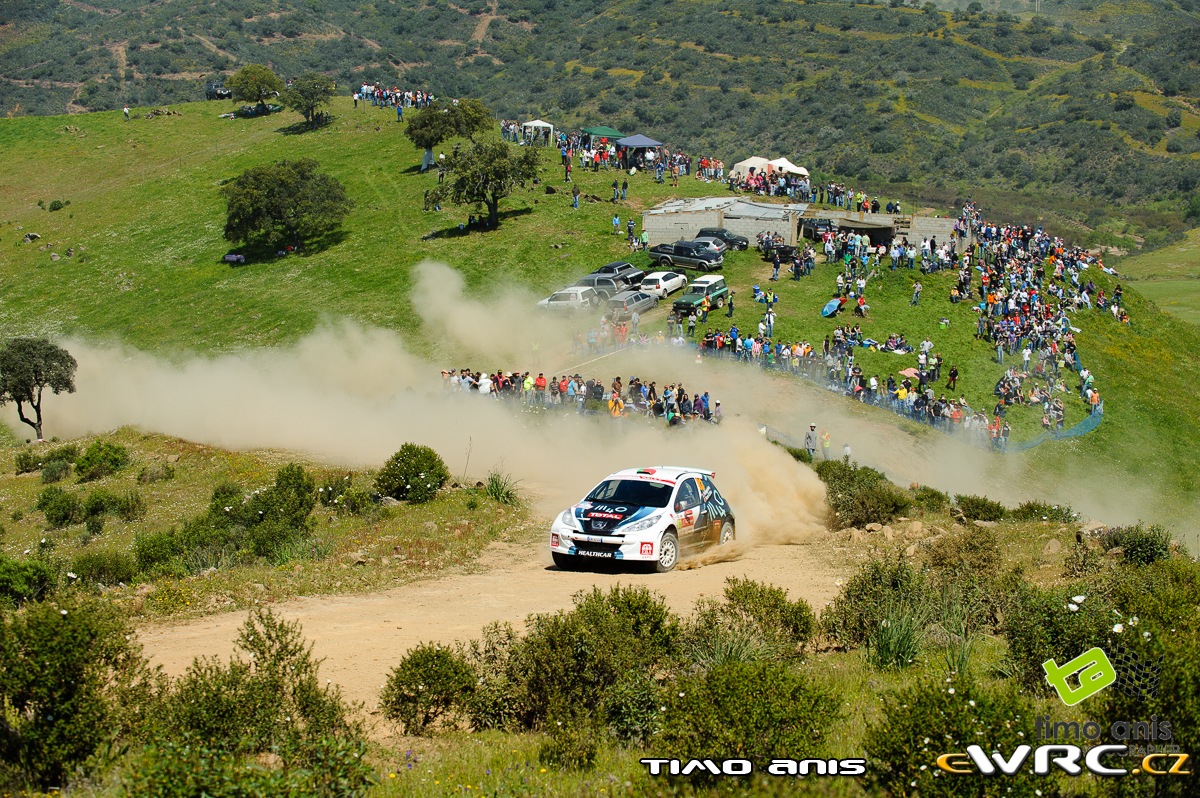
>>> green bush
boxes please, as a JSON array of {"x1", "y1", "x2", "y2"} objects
[
  {"x1": 1010, "y1": 499, "x2": 1075, "y2": 523},
  {"x1": 1103, "y1": 556, "x2": 1200, "y2": 635},
  {"x1": 954, "y1": 493, "x2": 1006, "y2": 521},
  {"x1": 40, "y1": 459, "x2": 71, "y2": 484},
  {"x1": 600, "y1": 670, "x2": 664, "y2": 744},
  {"x1": 123, "y1": 733, "x2": 372, "y2": 798},
  {"x1": 1098, "y1": 524, "x2": 1172, "y2": 566},
  {"x1": 538, "y1": 713, "x2": 603, "y2": 771},
  {"x1": 923, "y1": 525, "x2": 1000, "y2": 575},
  {"x1": 317, "y1": 473, "x2": 351, "y2": 505},
  {"x1": 339, "y1": 486, "x2": 374, "y2": 516},
  {"x1": 134, "y1": 529, "x2": 183, "y2": 575},
  {"x1": 36, "y1": 485, "x2": 85, "y2": 527},
  {"x1": 161, "y1": 609, "x2": 360, "y2": 758},
  {"x1": 84, "y1": 488, "x2": 117, "y2": 519},
  {"x1": 864, "y1": 677, "x2": 1041, "y2": 797},
  {"x1": 655, "y1": 661, "x2": 839, "y2": 775},
  {"x1": 85, "y1": 513, "x2": 105, "y2": 537},
  {"x1": 866, "y1": 603, "x2": 927, "y2": 670},
  {"x1": 379, "y1": 643, "x2": 475, "y2": 735},
  {"x1": 0, "y1": 595, "x2": 162, "y2": 789},
  {"x1": 911, "y1": 485, "x2": 949, "y2": 512},
  {"x1": 468, "y1": 586, "x2": 680, "y2": 732},
  {"x1": 1063, "y1": 541, "x2": 1105, "y2": 577},
  {"x1": 685, "y1": 577, "x2": 817, "y2": 667},
  {"x1": 72, "y1": 547, "x2": 136, "y2": 586},
  {"x1": 1001, "y1": 580, "x2": 1113, "y2": 689},
  {"x1": 137, "y1": 463, "x2": 175, "y2": 483},
  {"x1": 822, "y1": 557, "x2": 929, "y2": 646},
  {"x1": 0, "y1": 555, "x2": 54, "y2": 608},
  {"x1": 14, "y1": 448, "x2": 40, "y2": 475},
  {"x1": 375, "y1": 443, "x2": 450, "y2": 503},
  {"x1": 782, "y1": 444, "x2": 812, "y2": 464},
  {"x1": 45, "y1": 444, "x2": 79, "y2": 464},
  {"x1": 74, "y1": 440, "x2": 130, "y2": 482},
  {"x1": 814, "y1": 459, "x2": 908, "y2": 527},
  {"x1": 483, "y1": 469, "x2": 520, "y2": 505}
]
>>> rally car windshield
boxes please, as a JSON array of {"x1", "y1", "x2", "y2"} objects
[{"x1": 585, "y1": 479, "x2": 673, "y2": 508}]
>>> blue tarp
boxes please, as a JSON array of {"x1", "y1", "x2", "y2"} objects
[{"x1": 616, "y1": 134, "x2": 662, "y2": 148}]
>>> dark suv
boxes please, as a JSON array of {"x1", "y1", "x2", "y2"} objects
[
  {"x1": 647, "y1": 240, "x2": 724, "y2": 271},
  {"x1": 574, "y1": 274, "x2": 626, "y2": 299},
  {"x1": 697, "y1": 227, "x2": 750, "y2": 251},
  {"x1": 591, "y1": 260, "x2": 646, "y2": 286},
  {"x1": 205, "y1": 82, "x2": 233, "y2": 100}
]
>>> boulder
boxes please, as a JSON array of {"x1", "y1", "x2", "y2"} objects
[
  {"x1": 884, "y1": 528, "x2": 895, "y2": 542},
  {"x1": 380, "y1": 497, "x2": 402, "y2": 507},
  {"x1": 909, "y1": 521, "x2": 924, "y2": 535},
  {"x1": 423, "y1": 521, "x2": 438, "y2": 534},
  {"x1": 1042, "y1": 539, "x2": 1062, "y2": 556},
  {"x1": 865, "y1": 522, "x2": 883, "y2": 532},
  {"x1": 904, "y1": 543, "x2": 918, "y2": 557},
  {"x1": 1080, "y1": 520, "x2": 1107, "y2": 536},
  {"x1": 166, "y1": 453, "x2": 180, "y2": 463},
  {"x1": 974, "y1": 520, "x2": 998, "y2": 529},
  {"x1": 50, "y1": 253, "x2": 60, "y2": 261},
  {"x1": 1106, "y1": 546, "x2": 1125, "y2": 559}
]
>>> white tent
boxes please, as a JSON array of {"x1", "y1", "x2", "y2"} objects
[
  {"x1": 522, "y1": 119, "x2": 555, "y2": 142},
  {"x1": 768, "y1": 157, "x2": 809, "y2": 177},
  {"x1": 730, "y1": 156, "x2": 770, "y2": 179}
]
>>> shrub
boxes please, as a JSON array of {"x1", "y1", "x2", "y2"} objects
[
  {"x1": 72, "y1": 547, "x2": 136, "y2": 586},
  {"x1": 41, "y1": 459, "x2": 71, "y2": 484},
  {"x1": 483, "y1": 469, "x2": 520, "y2": 505},
  {"x1": 375, "y1": 443, "x2": 450, "y2": 503},
  {"x1": 782, "y1": 445, "x2": 812, "y2": 464},
  {"x1": 822, "y1": 557, "x2": 929, "y2": 646},
  {"x1": 1001, "y1": 580, "x2": 1113, "y2": 689},
  {"x1": 14, "y1": 448, "x2": 40, "y2": 475},
  {"x1": 74, "y1": 440, "x2": 130, "y2": 481},
  {"x1": 538, "y1": 712, "x2": 603, "y2": 770},
  {"x1": 866, "y1": 603, "x2": 927, "y2": 670},
  {"x1": 134, "y1": 529, "x2": 183, "y2": 575},
  {"x1": 162, "y1": 609, "x2": 360, "y2": 757},
  {"x1": 1103, "y1": 556, "x2": 1200, "y2": 635},
  {"x1": 1010, "y1": 499, "x2": 1076, "y2": 523},
  {"x1": 655, "y1": 661, "x2": 839, "y2": 774},
  {"x1": 380, "y1": 643, "x2": 475, "y2": 734},
  {"x1": 112, "y1": 490, "x2": 146, "y2": 521},
  {"x1": 317, "y1": 473, "x2": 351, "y2": 506},
  {"x1": 1063, "y1": 541, "x2": 1105, "y2": 577},
  {"x1": 137, "y1": 463, "x2": 175, "y2": 483},
  {"x1": 0, "y1": 555, "x2": 54, "y2": 608},
  {"x1": 471, "y1": 586, "x2": 681, "y2": 732},
  {"x1": 48, "y1": 199, "x2": 68, "y2": 212},
  {"x1": 0, "y1": 595, "x2": 162, "y2": 789},
  {"x1": 954, "y1": 493, "x2": 1005, "y2": 521},
  {"x1": 686, "y1": 577, "x2": 817, "y2": 666},
  {"x1": 45, "y1": 444, "x2": 79, "y2": 464},
  {"x1": 814, "y1": 459, "x2": 908, "y2": 527},
  {"x1": 923, "y1": 525, "x2": 1000, "y2": 575},
  {"x1": 85, "y1": 513, "x2": 105, "y2": 537},
  {"x1": 84, "y1": 488, "x2": 118, "y2": 519},
  {"x1": 600, "y1": 670, "x2": 664, "y2": 744},
  {"x1": 911, "y1": 485, "x2": 949, "y2": 512},
  {"x1": 1098, "y1": 524, "x2": 1172, "y2": 566},
  {"x1": 864, "y1": 676, "x2": 1040, "y2": 797},
  {"x1": 36, "y1": 485, "x2": 85, "y2": 527}
]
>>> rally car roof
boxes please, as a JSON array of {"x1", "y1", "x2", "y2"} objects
[{"x1": 605, "y1": 466, "x2": 716, "y2": 482}]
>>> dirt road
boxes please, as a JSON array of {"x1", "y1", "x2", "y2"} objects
[{"x1": 138, "y1": 538, "x2": 847, "y2": 707}]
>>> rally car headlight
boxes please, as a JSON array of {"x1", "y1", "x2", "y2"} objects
[
  {"x1": 558, "y1": 510, "x2": 581, "y2": 530},
  {"x1": 619, "y1": 515, "x2": 661, "y2": 535}
]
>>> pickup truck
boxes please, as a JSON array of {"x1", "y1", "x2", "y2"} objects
[
  {"x1": 206, "y1": 82, "x2": 233, "y2": 100},
  {"x1": 591, "y1": 260, "x2": 646, "y2": 286},
  {"x1": 647, "y1": 240, "x2": 724, "y2": 272},
  {"x1": 697, "y1": 227, "x2": 750, "y2": 251},
  {"x1": 671, "y1": 275, "x2": 730, "y2": 315}
]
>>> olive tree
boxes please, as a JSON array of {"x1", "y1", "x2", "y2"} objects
[
  {"x1": 0, "y1": 338, "x2": 77, "y2": 442},
  {"x1": 222, "y1": 158, "x2": 353, "y2": 250}
]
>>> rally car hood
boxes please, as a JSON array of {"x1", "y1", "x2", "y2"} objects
[{"x1": 573, "y1": 501, "x2": 660, "y2": 533}]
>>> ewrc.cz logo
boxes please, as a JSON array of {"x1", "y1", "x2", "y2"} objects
[{"x1": 935, "y1": 745, "x2": 1190, "y2": 777}]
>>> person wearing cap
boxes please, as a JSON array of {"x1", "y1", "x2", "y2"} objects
[
  {"x1": 711, "y1": 400, "x2": 723, "y2": 424},
  {"x1": 804, "y1": 423, "x2": 818, "y2": 459}
]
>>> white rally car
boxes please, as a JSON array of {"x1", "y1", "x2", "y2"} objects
[{"x1": 550, "y1": 466, "x2": 735, "y2": 573}]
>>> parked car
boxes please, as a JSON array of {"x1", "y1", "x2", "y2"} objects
[
  {"x1": 640, "y1": 271, "x2": 688, "y2": 298},
  {"x1": 574, "y1": 274, "x2": 625, "y2": 299},
  {"x1": 606, "y1": 290, "x2": 658, "y2": 321},
  {"x1": 671, "y1": 275, "x2": 730, "y2": 315},
  {"x1": 691, "y1": 236, "x2": 729, "y2": 256},
  {"x1": 697, "y1": 227, "x2": 750, "y2": 250},
  {"x1": 592, "y1": 260, "x2": 646, "y2": 286},
  {"x1": 647, "y1": 241, "x2": 724, "y2": 272},
  {"x1": 549, "y1": 466, "x2": 735, "y2": 573},
  {"x1": 537, "y1": 286, "x2": 602, "y2": 315},
  {"x1": 205, "y1": 82, "x2": 233, "y2": 100},
  {"x1": 800, "y1": 218, "x2": 837, "y2": 241}
]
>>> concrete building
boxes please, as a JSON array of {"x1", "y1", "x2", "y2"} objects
[{"x1": 642, "y1": 196, "x2": 958, "y2": 247}]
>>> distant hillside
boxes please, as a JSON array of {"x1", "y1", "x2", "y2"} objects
[{"x1": 3, "y1": 0, "x2": 1200, "y2": 244}]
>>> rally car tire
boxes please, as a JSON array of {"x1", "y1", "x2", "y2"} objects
[
  {"x1": 718, "y1": 520, "x2": 735, "y2": 546},
  {"x1": 655, "y1": 530, "x2": 679, "y2": 573},
  {"x1": 552, "y1": 552, "x2": 579, "y2": 571}
]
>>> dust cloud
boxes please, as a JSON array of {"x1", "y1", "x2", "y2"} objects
[{"x1": 1, "y1": 259, "x2": 1183, "y2": 545}]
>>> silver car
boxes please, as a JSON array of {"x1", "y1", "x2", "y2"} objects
[
  {"x1": 606, "y1": 290, "x2": 658, "y2": 321},
  {"x1": 692, "y1": 237, "x2": 729, "y2": 256}
]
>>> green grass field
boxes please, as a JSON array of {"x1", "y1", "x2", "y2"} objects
[
  {"x1": 1, "y1": 98, "x2": 1199, "y2": 528},
  {"x1": 1113, "y1": 228, "x2": 1200, "y2": 324}
]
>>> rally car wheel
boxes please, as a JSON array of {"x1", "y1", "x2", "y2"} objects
[
  {"x1": 656, "y1": 531, "x2": 679, "y2": 573},
  {"x1": 552, "y1": 552, "x2": 578, "y2": 571},
  {"x1": 718, "y1": 520, "x2": 735, "y2": 546}
]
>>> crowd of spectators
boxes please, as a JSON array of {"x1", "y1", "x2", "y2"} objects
[
  {"x1": 353, "y1": 85, "x2": 435, "y2": 111},
  {"x1": 441, "y1": 368, "x2": 722, "y2": 426}
]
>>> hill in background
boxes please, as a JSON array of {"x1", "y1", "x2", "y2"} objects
[{"x1": 3, "y1": 0, "x2": 1200, "y2": 247}]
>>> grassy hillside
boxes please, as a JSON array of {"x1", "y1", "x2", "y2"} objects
[
  {"x1": 1, "y1": 99, "x2": 1198, "y2": 526},
  {"x1": 1112, "y1": 227, "x2": 1200, "y2": 324},
  {"x1": 2, "y1": 0, "x2": 1200, "y2": 246}
]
